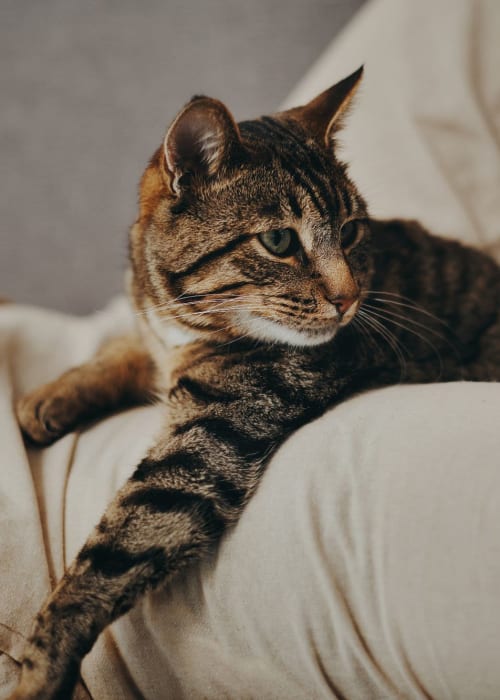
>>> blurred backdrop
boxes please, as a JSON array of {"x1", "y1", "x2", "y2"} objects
[{"x1": 1, "y1": 0, "x2": 365, "y2": 313}]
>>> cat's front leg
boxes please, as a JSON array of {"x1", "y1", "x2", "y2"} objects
[
  {"x1": 17, "y1": 333, "x2": 155, "y2": 446},
  {"x1": 8, "y1": 434, "x2": 245, "y2": 699}
]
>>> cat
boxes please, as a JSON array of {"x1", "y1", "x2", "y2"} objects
[{"x1": 9, "y1": 67, "x2": 500, "y2": 700}]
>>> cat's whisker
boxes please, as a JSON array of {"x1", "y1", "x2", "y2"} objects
[
  {"x1": 362, "y1": 290, "x2": 452, "y2": 331},
  {"x1": 351, "y1": 317, "x2": 376, "y2": 360},
  {"x1": 357, "y1": 309, "x2": 408, "y2": 380},
  {"x1": 361, "y1": 301, "x2": 449, "y2": 344},
  {"x1": 352, "y1": 316, "x2": 398, "y2": 378},
  {"x1": 134, "y1": 299, "x2": 203, "y2": 316},
  {"x1": 217, "y1": 331, "x2": 254, "y2": 348},
  {"x1": 151, "y1": 295, "x2": 318, "y2": 328},
  {"x1": 363, "y1": 311, "x2": 411, "y2": 381},
  {"x1": 135, "y1": 291, "x2": 250, "y2": 316},
  {"x1": 360, "y1": 305, "x2": 444, "y2": 379},
  {"x1": 363, "y1": 298, "x2": 462, "y2": 369},
  {"x1": 356, "y1": 312, "x2": 403, "y2": 373},
  {"x1": 351, "y1": 316, "x2": 381, "y2": 356},
  {"x1": 154, "y1": 305, "x2": 269, "y2": 327},
  {"x1": 135, "y1": 293, "x2": 271, "y2": 317},
  {"x1": 136, "y1": 290, "x2": 326, "y2": 321}
]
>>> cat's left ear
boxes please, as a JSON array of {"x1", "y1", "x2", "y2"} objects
[
  {"x1": 163, "y1": 96, "x2": 243, "y2": 196},
  {"x1": 282, "y1": 66, "x2": 363, "y2": 147}
]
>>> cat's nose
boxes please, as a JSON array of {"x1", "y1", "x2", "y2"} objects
[
  {"x1": 330, "y1": 296, "x2": 357, "y2": 316},
  {"x1": 316, "y1": 253, "x2": 358, "y2": 316}
]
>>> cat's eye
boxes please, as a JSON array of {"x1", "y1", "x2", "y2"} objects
[
  {"x1": 340, "y1": 220, "x2": 361, "y2": 250},
  {"x1": 258, "y1": 228, "x2": 300, "y2": 258}
]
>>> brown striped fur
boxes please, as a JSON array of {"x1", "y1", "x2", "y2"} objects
[{"x1": 10, "y1": 68, "x2": 500, "y2": 699}]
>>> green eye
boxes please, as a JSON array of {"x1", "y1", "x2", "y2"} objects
[{"x1": 258, "y1": 228, "x2": 299, "y2": 257}]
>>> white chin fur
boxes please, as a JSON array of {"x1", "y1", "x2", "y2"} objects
[
  {"x1": 146, "y1": 310, "x2": 199, "y2": 348},
  {"x1": 237, "y1": 310, "x2": 338, "y2": 347}
]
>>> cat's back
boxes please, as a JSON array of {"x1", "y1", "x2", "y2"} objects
[
  {"x1": 369, "y1": 218, "x2": 500, "y2": 377},
  {"x1": 369, "y1": 217, "x2": 500, "y2": 303}
]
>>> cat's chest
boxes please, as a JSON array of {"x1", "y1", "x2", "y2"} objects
[{"x1": 138, "y1": 309, "x2": 200, "y2": 393}]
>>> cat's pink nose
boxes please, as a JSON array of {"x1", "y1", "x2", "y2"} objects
[{"x1": 332, "y1": 296, "x2": 357, "y2": 315}]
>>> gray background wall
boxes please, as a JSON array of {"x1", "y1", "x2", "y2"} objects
[{"x1": 1, "y1": 0, "x2": 365, "y2": 313}]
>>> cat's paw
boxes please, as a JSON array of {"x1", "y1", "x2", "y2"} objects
[
  {"x1": 5, "y1": 677, "x2": 54, "y2": 700},
  {"x1": 16, "y1": 387, "x2": 76, "y2": 446},
  {"x1": 6, "y1": 683, "x2": 58, "y2": 700},
  {"x1": 6, "y1": 692, "x2": 41, "y2": 700}
]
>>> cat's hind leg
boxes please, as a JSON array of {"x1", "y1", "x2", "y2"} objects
[{"x1": 17, "y1": 334, "x2": 156, "y2": 446}]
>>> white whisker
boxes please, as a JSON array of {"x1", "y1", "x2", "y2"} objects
[
  {"x1": 362, "y1": 290, "x2": 452, "y2": 330},
  {"x1": 357, "y1": 309, "x2": 408, "y2": 380},
  {"x1": 362, "y1": 302, "x2": 449, "y2": 345},
  {"x1": 360, "y1": 305, "x2": 444, "y2": 379}
]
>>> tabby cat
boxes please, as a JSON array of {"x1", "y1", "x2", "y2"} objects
[{"x1": 9, "y1": 68, "x2": 500, "y2": 700}]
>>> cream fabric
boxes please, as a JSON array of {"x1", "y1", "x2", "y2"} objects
[{"x1": 1, "y1": 0, "x2": 500, "y2": 698}]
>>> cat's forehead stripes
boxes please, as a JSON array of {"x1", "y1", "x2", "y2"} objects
[
  {"x1": 239, "y1": 117, "x2": 352, "y2": 223},
  {"x1": 257, "y1": 202, "x2": 282, "y2": 218},
  {"x1": 239, "y1": 121, "x2": 329, "y2": 219},
  {"x1": 287, "y1": 191, "x2": 302, "y2": 219}
]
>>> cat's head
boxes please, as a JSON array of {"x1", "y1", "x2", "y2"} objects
[{"x1": 130, "y1": 67, "x2": 372, "y2": 348}]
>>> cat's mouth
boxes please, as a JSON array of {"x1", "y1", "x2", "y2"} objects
[
  {"x1": 235, "y1": 309, "x2": 344, "y2": 347},
  {"x1": 234, "y1": 295, "x2": 360, "y2": 347},
  {"x1": 144, "y1": 295, "x2": 359, "y2": 350}
]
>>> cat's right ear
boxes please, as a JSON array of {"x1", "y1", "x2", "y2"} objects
[
  {"x1": 281, "y1": 67, "x2": 364, "y2": 147},
  {"x1": 163, "y1": 96, "x2": 242, "y2": 196}
]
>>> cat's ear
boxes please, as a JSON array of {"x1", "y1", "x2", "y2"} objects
[
  {"x1": 283, "y1": 66, "x2": 363, "y2": 147},
  {"x1": 163, "y1": 96, "x2": 242, "y2": 195}
]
